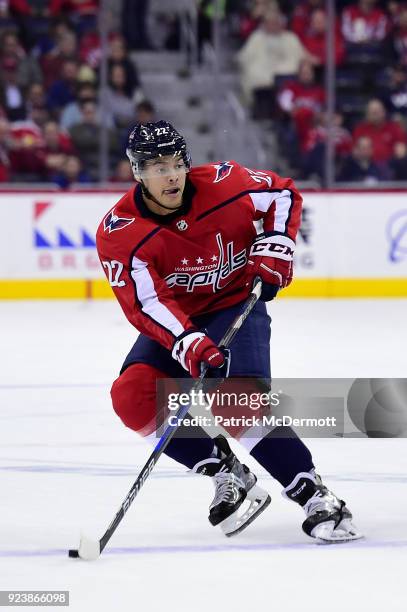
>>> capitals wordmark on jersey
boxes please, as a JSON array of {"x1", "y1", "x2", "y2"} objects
[{"x1": 165, "y1": 232, "x2": 247, "y2": 293}]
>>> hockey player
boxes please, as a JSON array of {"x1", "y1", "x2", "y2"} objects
[{"x1": 96, "y1": 121, "x2": 362, "y2": 542}]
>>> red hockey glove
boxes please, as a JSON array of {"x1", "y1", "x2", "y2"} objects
[
  {"x1": 247, "y1": 233, "x2": 295, "y2": 301},
  {"x1": 172, "y1": 331, "x2": 225, "y2": 378}
]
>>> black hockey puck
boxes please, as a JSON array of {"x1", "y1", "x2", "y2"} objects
[{"x1": 68, "y1": 549, "x2": 79, "y2": 558}]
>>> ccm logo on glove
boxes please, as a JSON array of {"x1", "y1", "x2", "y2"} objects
[
  {"x1": 251, "y1": 241, "x2": 294, "y2": 258},
  {"x1": 247, "y1": 233, "x2": 295, "y2": 300}
]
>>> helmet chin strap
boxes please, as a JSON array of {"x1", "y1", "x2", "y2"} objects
[{"x1": 140, "y1": 180, "x2": 183, "y2": 212}]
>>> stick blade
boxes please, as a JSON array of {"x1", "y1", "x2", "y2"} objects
[{"x1": 77, "y1": 532, "x2": 101, "y2": 561}]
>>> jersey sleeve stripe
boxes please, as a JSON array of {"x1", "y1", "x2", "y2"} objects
[
  {"x1": 249, "y1": 191, "x2": 275, "y2": 212},
  {"x1": 250, "y1": 189, "x2": 294, "y2": 233},
  {"x1": 131, "y1": 255, "x2": 186, "y2": 337},
  {"x1": 275, "y1": 190, "x2": 294, "y2": 234}
]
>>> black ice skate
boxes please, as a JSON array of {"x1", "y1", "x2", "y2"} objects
[
  {"x1": 192, "y1": 435, "x2": 271, "y2": 537},
  {"x1": 283, "y1": 471, "x2": 363, "y2": 543}
]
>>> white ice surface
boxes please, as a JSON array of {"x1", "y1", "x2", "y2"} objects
[{"x1": 1, "y1": 299, "x2": 406, "y2": 612}]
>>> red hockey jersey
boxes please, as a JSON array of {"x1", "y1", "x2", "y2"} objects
[
  {"x1": 96, "y1": 161, "x2": 302, "y2": 351},
  {"x1": 342, "y1": 5, "x2": 389, "y2": 43}
]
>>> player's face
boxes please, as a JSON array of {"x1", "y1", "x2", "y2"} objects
[{"x1": 141, "y1": 155, "x2": 187, "y2": 212}]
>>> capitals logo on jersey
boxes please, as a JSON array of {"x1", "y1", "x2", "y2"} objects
[
  {"x1": 165, "y1": 232, "x2": 247, "y2": 293},
  {"x1": 213, "y1": 161, "x2": 234, "y2": 183},
  {"x1": 104, "y1": 209, "x2": 135, "y2": 234}
]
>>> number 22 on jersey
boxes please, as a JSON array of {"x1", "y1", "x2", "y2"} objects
[{"x1": 102, "y1": 260, "x2": 126, "y2": 287}]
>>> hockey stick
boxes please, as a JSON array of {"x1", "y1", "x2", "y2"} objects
[{"x1": 68, "y1": 278, "x2": 263, "y2": 560}]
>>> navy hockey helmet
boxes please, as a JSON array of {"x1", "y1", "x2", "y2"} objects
[{"x1": 126, "y1": 120, "x2": 192, "y2": 178}]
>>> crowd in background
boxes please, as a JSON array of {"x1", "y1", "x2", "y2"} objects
[
  {"x1": 0, "y1": 0, "x2": 407, "y2": 186},
  {"x1": 235, "y1": 0, "x2": 407, "y2": 182},
  {"x1": 0, "y1": 0, "x2": 157, "y2": 186}
]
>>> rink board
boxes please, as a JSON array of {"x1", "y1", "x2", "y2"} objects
[{"x1": 0, "y1": 190, "x2": 406, "y2": 298}]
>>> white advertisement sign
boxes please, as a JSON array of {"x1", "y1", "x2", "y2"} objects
[
  {"x1": 0, "y1": 193, "x2": 118, "y2": 279},
  {"x1": 0, "y1": 191, "x2": 406, "y2": 281},
  {"x1": 294, "y1": 193, "x2": 407, "y2": 278}
]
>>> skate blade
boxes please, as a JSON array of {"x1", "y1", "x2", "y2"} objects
[
  {"x1": 221, "y1": 485, "x2": 271, "y2": 537},
  {"x1": 312, "y1": 520, "x2": 364, "y2": 544}
]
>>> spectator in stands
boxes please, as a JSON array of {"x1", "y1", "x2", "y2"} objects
[
  {"x1": 51, "y1": 154, "x2": 92, "y2": 188},
  {"x1": 337, "y1": 135, "x2": 388, "y2": 182},
  {"x1": 60, "y1": 81, "x2": 94, "y2": 129},
  {"x1": 79, "y1": 30, "x2": 135, "y2": 74},
  {"x1": 105, "y1": 63, "x2": 143, "y2": 128},
  {"x1": 39, "y1": 119, "x2": 75, "y2": 179},
  {"x1": 0, "y1": 56, "x2": 25, "y2": 121},
  {"x1": 60, "y1": 81, "x2": 114, "y2": 130},
  {"x1": 393, "y1": 5, "x2": 407, "y2": 66},
  {"x1": 29, "y1": 104, "x2": 50, "y2": 129},
  {"x1": 108, "y1": 35, "x2": 140, "y2": 95},
  {"x1": 379, "y1": 64, "x2": 407, "y2": 119},
  {"x1": 110, "y1": 158, "x2": 133, "y2": 182},
  {"x1": 42, "y1": 119, "x2": 73, "y2": 154},
  {"x1": 0, "y1": 3, "x2": 18, "y2": 39},
  {"x1": 291, "y1": 0, "x2": 325, "y2": 40},
  {"x1": 387, "y1": 0, "x2": 403, "y2": 28},
  {"x1": 301, "y1": 110, "x2": 353, "y2": 180},
  {"x1": 0, "y1": 116, "x2": 11, "y2": 181},
  {"x1": 69, "y1": 100, "x2": 119, "y2": 180},
  {"x1": 299, "y1": 9, "x2": 346, "y2": 67},
  {"x1": 79, "y1": 29, "x2": 129, "y2": 73},
  {"x1": 49, "y1": 0, "x2": 99, "y2": 35},
  {"x1": 79, "y1": 27, "x2": 104, "y2": 69},
  {"x1": 238, "y1": 0, "x2": 279, "y2": 42},
  {"x1": 389, "y1": 141, "x2": 407, "y2": 180},
  {"x1": 342, "y1": 0, "x2": 390, "y2": 46},
  {"x1": 4, "y1": 0, "x2": 42, "y2": 16},
  {"x1": 41, "y1": 28, "x2": 78, "y2": 89},
  {"x1": 0, "y1": 30, "x2": 42, "y2": 88},
  {"x1": 352, "y1": 98, "x2": 407, "y2": 163},
  {"x1": 46, "y1": 58, "x2": 79, "y2": 117},
  {"x1": 238, "y1": 7, "x2": 308, "y2": 110},
  {"x1": 25, "y1": 82, "x2": 46, "y2": 113},
  {"x1": 33, "y1": 17, "x2": 71, "y2": 55},
  {"x1": 3, "y1": 0, "x2": 36, "y2": 16},
  {"x1": 0, "y1": 29, "x2": 24, "y2": 61},
  {"x1": 277, "y1": 60, "x2": 326, "y2": 150},
  {"x1": 8, "y1": 106, "x2": 46, "y2": 179},
  {"x1": 9, "y1": 0, "x2": 54, "y2": 50}
]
